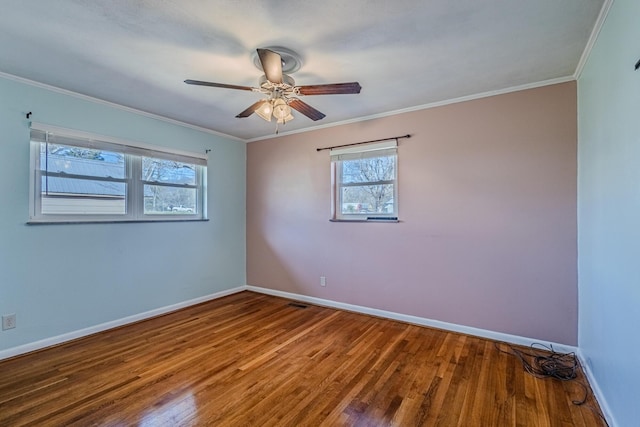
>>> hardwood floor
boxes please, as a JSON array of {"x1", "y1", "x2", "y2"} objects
[{"x1": 0, "y1": 291, "x2": 606, "y2": 426}]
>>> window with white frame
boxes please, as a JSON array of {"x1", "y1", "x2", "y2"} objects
[
  {"x1": 29, "y1": 123, "x2": 207, "y2": 223},
  {"x1": 331, "y1": 140, "x2": 398, "y2": 221}
]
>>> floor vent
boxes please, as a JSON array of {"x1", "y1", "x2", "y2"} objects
[{"x1": 288, "y1": 302, "x2": 308, "y2": 309}]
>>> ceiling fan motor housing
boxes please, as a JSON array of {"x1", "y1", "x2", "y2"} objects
[
  {"x1": 252, "y1": 47, "x2": 303, "y2": 74},
  {"x1": 259, "y1": 74, "x2": 295, "y2": 90}
]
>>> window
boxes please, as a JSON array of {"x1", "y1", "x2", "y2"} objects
[
  {"x1": 29, "y1": 123, "x2": 207, "y2": 223},
  {"x1": 331, "y1": 140, "x2": 397, "y2": 221}
]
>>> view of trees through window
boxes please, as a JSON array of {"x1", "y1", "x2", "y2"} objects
[
  {"x1": 340, "y1": 155, "x2": 395, "y2": 215},
  {"x1": 142, "y1": 157, "x2": 197, "y2": 214}
]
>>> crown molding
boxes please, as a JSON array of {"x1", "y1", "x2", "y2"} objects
[
  {"x1": 574, "y1": 0, "x2": 614, "y2": 80},
  {"x1": 246, "y1": 75, "x2": 575, "y2": 143},
  {"x1": 0, "y1": 71, "x2": 244, "y2": 143},
  {"x1": 1, "y1": 62, "x2": 583, "y2": 145}
]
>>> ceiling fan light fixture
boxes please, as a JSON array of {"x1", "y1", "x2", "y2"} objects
[
  {"x1": 276, "y1": 113, "x2": 295, "y2": 125},
  {"x1": 255, "y1": 101, "x2": 273, "y2": 122},
  {"x1": 272, "y1": 98, "x2": 292, "y2": 121}
]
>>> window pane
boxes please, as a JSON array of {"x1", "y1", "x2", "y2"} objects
[
  {"x1": 341, "y1": 155, "x2": 395, "y2": 184},
  {"x1": 144, "y1": 185, "x2": 196, "y2": 214},
  {"x1": 41, "y1": 177, "x2": 126, "y2": 215},
  {"x1": 30, "y1": 126, "x2": 207, "y2": 222},
  {"x1": 41, "y1": 143, "x2": 125, "y2": 179},
  {"x1": 142, "y1": 158, "x2": 196, "y2": 185},
  {"x1": 341, "y1": 184, "x2": 394, "y2": 214}
]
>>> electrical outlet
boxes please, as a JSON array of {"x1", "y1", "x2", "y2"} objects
[
  {"x1": 320, "y1": 276, "x2": 326, "y2": 287},
  {"x1": 2, "y1": 314, "x2": 16, "y2": 330}
]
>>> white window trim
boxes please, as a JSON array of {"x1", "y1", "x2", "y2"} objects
[
  {"x1": 28, "y1": 122, "x2": 208, "y2": 224},
  {"x1": 29, "y1": 122, "x2": 208, "y2": 161},
  {"x1": 330, "y1": 139, "x2": 398, "y2": 222}
]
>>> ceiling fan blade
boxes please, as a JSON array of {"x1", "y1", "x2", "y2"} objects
[
  {"x1": 184, "y1": 79, "x2": 253, "y2": 91},
  {"x1": 236, "y1": 100, "x2": 268, "y2": 118},
  {"x1": 257, "y1": 48, "x2": 283, "y2": 84},
  {"x1": 289, "y1": 99, "x2": 326, "y2": 121},
  {"x1": 297, "y1": 82, "x2": 362, "y2": 96}
]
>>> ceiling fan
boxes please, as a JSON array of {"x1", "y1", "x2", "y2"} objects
[{"x1": 185, "y1": 48, "x2": 361, "y2": 128}]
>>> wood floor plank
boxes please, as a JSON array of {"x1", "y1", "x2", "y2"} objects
[{"x1": 0, "y1": 291, "x2": 607, "y2": 426}]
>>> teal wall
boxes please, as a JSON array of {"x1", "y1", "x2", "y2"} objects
[
  {"x1": 0, "y1": 75, "x2": 246, "y2": 352},
  {"x1": 578, "y1": 0, "x2": 640, "y2": 425}
]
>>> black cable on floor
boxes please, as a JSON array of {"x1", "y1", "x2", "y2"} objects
[{"x1": 495, "y1": 342, "x2": 609, "y2": 426}]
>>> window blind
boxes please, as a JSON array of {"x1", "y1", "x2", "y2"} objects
[{"x1": 30, "y1": 122, "x2": 207, "y2": 166}]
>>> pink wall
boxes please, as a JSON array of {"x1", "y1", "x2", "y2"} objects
[{"x1": 247, "y1": 82, "x2": 577, "y2": 345}]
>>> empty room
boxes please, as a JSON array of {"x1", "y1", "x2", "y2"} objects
[{"x1": 0, "y1": 1, "x2": 637, "y2": 426}]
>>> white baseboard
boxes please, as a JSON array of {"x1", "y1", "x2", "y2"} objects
[
  {"x1": 577, "y1": 349, "x2": 617, "y2": 427},
  {"x1": 1, "y1": 284, "x2": 577, "y2": 360},
  {"x1": 0, "y1": 286, "x2": 247, "y2": 361},
  {"x1": 246, "y1": 285, "x2": 578, "y2": 354}
]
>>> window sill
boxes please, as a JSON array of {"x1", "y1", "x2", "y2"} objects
[
  {"x1": 27, "y1": 218, "x2": 209, "y2": 225},
  {"x1": 330, "y1": 218, "x2": 399, "y2": 223}
]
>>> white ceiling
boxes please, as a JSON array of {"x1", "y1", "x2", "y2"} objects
[{"x1": 0, "y1": 0, "x2": 605, "y2": 141}]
